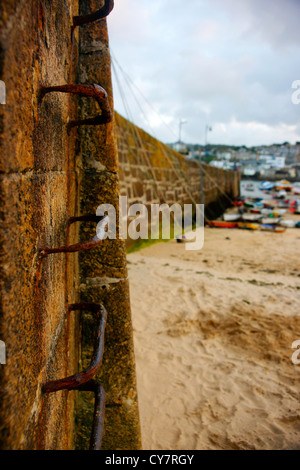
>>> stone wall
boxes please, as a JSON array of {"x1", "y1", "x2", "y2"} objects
[
  {"x1": 0, "y1": 0, "x2": 80, "y2": 449},
  {"x1": 0, "y1": 0, "x2": 238, "y2": 450},
  {"x1": 0, "y1": 0, "x2": 141, "y2": 450},
  {"x1": 75, "y1": 0, "x2": 141, "y2": 450},
  {"x1": 116, "y1": 112, "x2": 240, "y2": 217}
]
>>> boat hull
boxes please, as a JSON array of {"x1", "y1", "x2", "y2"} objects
[
  {"x1": 279, "y1": 220, "x2": 296, "y2": 228},
  {"x1": 210, "y1": 221, "x2": 238, "y2": 228},
  {"x1": 261, "y1": 217, "x2": 280, "y2": 225},
  {"x1": 223, "y1": 214, "x2": 241, "y2": 222},
  {"x1": 237, "y1": 222, "x2": 260, "y2": 230},
  {"x1": 260, "y1": 224, "x2": 286, "y2": 233}
]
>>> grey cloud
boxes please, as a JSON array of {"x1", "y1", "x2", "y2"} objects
[{"x1": 109, "y1": 0, "x2": 300, "y2": 145}]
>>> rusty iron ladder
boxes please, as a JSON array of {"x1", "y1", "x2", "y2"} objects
[{"x1": 38, "y1": 0, "x2": 115, "y2": 450}]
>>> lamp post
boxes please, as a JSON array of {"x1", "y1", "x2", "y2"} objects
[
  {"x1": 204, "y1": 124, "x2": 212, "y2": 147},
  {"x1": 200, "y1": 125, "x2": 212, "y2": 206},
  {"x1": 178, "y1": 119, "x2": 187, "y2": 143}
]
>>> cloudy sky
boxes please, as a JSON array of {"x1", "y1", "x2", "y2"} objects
[{"x1": 108, "y1": 0, "x2": 300, "y2": 147}]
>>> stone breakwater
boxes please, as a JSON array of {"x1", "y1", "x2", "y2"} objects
[{"x1": 115, "y1": 112, "x2": 240, "y2": 215}]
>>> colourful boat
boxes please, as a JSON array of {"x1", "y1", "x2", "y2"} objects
[
  {"x1": 210, "y1": 221, "x2": 238, "y2": 228},
  {"x1": 279, "y1": 220, "x2": 296, "y2": 228},
  {"x1": 242, "y1": 213, "x2": 262, "y2": 222},
  {"x1": 244, "y1": 199, "x2": 263, "y2": 209},
  {"x1": 277, "y1": 190, "x2": 287, "y2": 199},
  {"x1": 261, "y1": 209, "x2": 286, "y2": 217},
  {"x1": 223, "y1": 213, "x2": 241, "y2": 222},
  {"x1": 250, "y1": 208, "x2": 262, "y2": 214},
  {"x1": 237, "y1": 222, "x2": 260, "y2": 230},
  {"x1": 260, "y1": 224, "x2": 286, "y2": 233},
  {"x1": 275, "y1": 180, "x2": 293, "y2": 191},
  {"x1": 261, "y1": 217, "x2": 280, "y2": 225},
  {"x1": 292, "y1": 186, "x2": 300, "y2": 195},
  {"x1": 259, "y1": 181, "x2": 274, "y2": 191},
  {"x1": 274, "y1": 226, "x2": 287, "y2": 233},
  {"x1": 262, "y1": 202, "x2": 275, "y2": 209},
  {"x1": 231, "y1": 198, "x2": 245, "y2": 206}
]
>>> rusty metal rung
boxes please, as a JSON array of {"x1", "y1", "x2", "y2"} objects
[
  {"x1": 74, "y1": 379, "x2": 106, "y2": 450},
  {"x1": 42, "y1": 303, "x2": 107, "y2": 394},
  {"x1": 39, "y1": 84, "x2": 112, "y2": 133},
  {"x1": 41, "y1": 304, "x2": 107, "y2": 450},
  {"x1": 72, "y1": 0, "x2": 114, "y2": 29},
  {"x1": 39, "y1": 215, "x2": 109, "y2": 258},
  {"x1": 68, "y1": 214, "x2": 105, "y2": 225}
]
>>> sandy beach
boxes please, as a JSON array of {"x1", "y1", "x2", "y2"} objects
[{"x1": 127, "y1": 224, "x2": 300, "y2": 450}]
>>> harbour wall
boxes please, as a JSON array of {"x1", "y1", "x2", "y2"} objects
[
  {"x1": 115, "y1": 112, "x2": 241, "y2": 230},
  {"x1": 0, "y1": 0, "x2": 141, "y2": 450}
]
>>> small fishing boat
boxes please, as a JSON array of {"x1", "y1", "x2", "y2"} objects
[
  {"x1": 210, "y1": 221, "x2": 238, "y2": 228},
  {"x1": 242, "y1": 213, "x2": 262, "y2": 222},
  {"x1": 261, "y1": 209, "x2": 286, "y2": 217},
  {"x1": 292, "y1": 186, "x2": 300, "y2": 195},
  {"x1": 237, "y1": 222, "x2": 260, "y2": 230},
  {"x1": 279, "y1": 220, "x2": 296, "y2": 228},
  {"x1": 250, "y1": 208, "x2": 262, "y2": 214},
  {"x1": 274, "y1": 226, "x2": 287, "y2": 233},
  {"x1": 244, "y1": 198, "x2": 263, "y2": 209},
  {"x1": 275, "y1": 180, "x2": 293, "y2": 191},
  {"x1": 277, "y1": 201, "x2": 291, "y2": 208},
  {"x1": 260, "y1": 224, "x2": 286, "y2": 233},
  {"x1": 262, "y1": 202, "x2": 274, "y2": 209},
  {"x1": 277, "y1": 190, "x2": 287, "y2": 199},
  {"x1": 244, "y1": 200, "x2": 254, "y2": 208},
  {"x1": 261, "y1": 217, "x2": 280, "y2": 225},
  {"x1": 223, "y1": 213, "x2": 241, "y2": 222},
  {"x1": 259, "y1": 181, "x2": 274, "y2": 191},
  {"x1": 261, "y1": 208, "x2": 272, "y2": 215},
  {"x1": 231, "y1": 198, "x2": 245, "y2": 206}
]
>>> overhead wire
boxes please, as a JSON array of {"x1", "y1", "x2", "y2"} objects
[
  {"x1": 111, "y1": 57, "x2": 168, "y2": 203},
  {"x1": 111, "y1": 53, "x2": 212, "y2": 225},
  {"x1": 111, "y1": 53, "x2": 200, "y2": 205},
  {"x1": 111, "y1": 53, "x2": 236, "y2": 225}
]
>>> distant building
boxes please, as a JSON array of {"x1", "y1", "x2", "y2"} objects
[
  {"x1": 170, "y1": 141, "x2": 189, "y2": 155},
  {"x1": 216, "y1": 151, "x2": 231, "y2": 161},
  {"x1": 210, "y1": 160, "x2": 234, "y2": 170},
  {"x1": 243, "y1": 165, "x2": 257, "y2": 177}
]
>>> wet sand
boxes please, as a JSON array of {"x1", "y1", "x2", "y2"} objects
[{"x1": 127, "y1": 224, "x2": 300, "y2": 450}]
